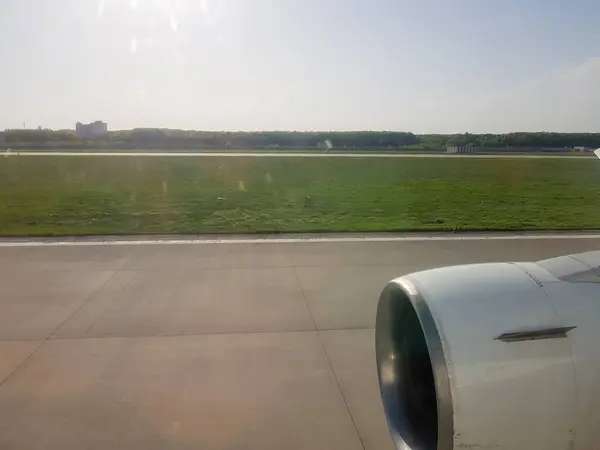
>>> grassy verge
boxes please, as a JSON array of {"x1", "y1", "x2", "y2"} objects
[{"x1": 0, "y1": 155, "x2": 599, "y2": 235}]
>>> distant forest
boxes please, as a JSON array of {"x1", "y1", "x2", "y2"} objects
[{"x1": 2, "y1": 129, "x2": 600, "y2": 150}]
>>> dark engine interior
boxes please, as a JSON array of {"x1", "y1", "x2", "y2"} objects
[{"x1": 376, "y1": 285, "x2": 439, "y2": 450}]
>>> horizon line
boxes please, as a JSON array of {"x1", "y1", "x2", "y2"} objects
[{"x1": 5, "y1": 128, "x2": 600, "y2": 135}]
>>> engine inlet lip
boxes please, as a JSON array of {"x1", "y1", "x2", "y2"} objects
[{"x1": 375, "y1": 277, "x2": 454, "y2": 450}]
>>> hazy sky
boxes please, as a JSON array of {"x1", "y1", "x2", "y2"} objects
[{"x1": 1, "y1": 0, "x2": 600, "y2": 132}]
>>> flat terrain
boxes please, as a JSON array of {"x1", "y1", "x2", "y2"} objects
[
  {"x1": 1, "y1": 235, "x2": 599, "y2": 450},
  {"x1": 1, "y1": 155, "x2": 599, "y2": 235},
  {"x1": 8, "y1": 150, "x2": 596, "y2": 158}
]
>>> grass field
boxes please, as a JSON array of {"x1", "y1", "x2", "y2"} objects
[{"x1": 0, "y1": 155, "x2": 599, "y2": 235}]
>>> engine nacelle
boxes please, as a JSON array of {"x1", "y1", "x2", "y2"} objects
[{"x1": 375, "y1": 250, "x2": 600, "y2": 450}]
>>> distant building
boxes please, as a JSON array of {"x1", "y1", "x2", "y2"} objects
[
  {"x1": 573, "y1": 146, "x2": 590, "y2": 152},
  {"x1": 76, "y1": 121, "x2": 107, "y2": 139},
  {"x1": 447, "y1": 143, "x2": 475, "y2": 153}
]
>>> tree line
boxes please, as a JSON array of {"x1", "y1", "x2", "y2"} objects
[{"x1": 2, "y1": 129, "x2": 600, "y2": 150}]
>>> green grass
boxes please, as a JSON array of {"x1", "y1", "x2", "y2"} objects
[{"x1": 0, "y1": 155, "x2": 599, "y2": 235}]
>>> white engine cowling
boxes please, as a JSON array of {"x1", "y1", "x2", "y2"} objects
[{"x1": 375, "y1": 250, "x2": 600, "y2": 450}]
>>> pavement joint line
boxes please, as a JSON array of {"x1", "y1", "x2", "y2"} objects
[
  {"x1": 83, "y1": 267, "x2": 139, "y2": 336},
  {"x1": 0, "y1": 340, "x2": 46, "y2": 388},
  {"x1": 0, "y1": 269, "x2": 126, "y2": 388},
  {"x1": 292, "y1": 266, "x2": 367, "y2": 450},
  {"x1": 316, "y1": 330, "x2": 367, "y2": 450},
  {"x1": 3, "y1": 233, "x2": 600, "y2": 247},
  {"x1": 50, "y1": 270, "x2": 123, "y2": 339},
  {"x1": 317, "y1": 335, "x2": 368, "y2": 450},
  {"x1": 292, "y1": 266, "x2": 319, "y2": 333},
  {"x1": 44, "y1": 327, "x2": 375, "y2": 341}
]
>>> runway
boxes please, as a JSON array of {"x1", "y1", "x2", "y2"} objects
[
  {"x1": 1, "y1": 234, "x2": 599, "y2": 450},
  {"x1": 3, "y1": 150, "x2": 594, "y2": 159}
]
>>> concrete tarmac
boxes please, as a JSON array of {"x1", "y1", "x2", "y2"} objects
[{"x1": 1, "y1": 235, "x2": 599, "y2": 450}]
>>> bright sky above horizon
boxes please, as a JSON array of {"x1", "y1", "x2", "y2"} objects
[{"x1": 1, "y1": 0, "x2": 600, "y2": 133}]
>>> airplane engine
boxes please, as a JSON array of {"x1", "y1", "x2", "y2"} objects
[{"x1": 375, "y1": 251, "x2": 600, "y2": 450}]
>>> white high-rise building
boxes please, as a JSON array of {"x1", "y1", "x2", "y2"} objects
[{"x1": 76, "y1": 121, "x2": 108, "y2": 139}]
